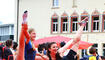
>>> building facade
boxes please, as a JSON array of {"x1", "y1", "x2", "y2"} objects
[
  {"x1": 0, "y1": 24, "x2": 14, "y2": 41},
  {"x1": 18, "y1": 0, "x2": 105, "y2": 57}
]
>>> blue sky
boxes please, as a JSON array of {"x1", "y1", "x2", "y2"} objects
[{"x1": 0, "y1": 0, "x2": 15, "y2": 24}]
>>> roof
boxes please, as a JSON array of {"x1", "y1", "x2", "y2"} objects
[{"x1": 0, "y1": 24, "x2": 14, "y2": 27}]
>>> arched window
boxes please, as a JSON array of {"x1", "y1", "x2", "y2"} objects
[
  {"x1": 91, "y1": 10, "x2": 100, "y2": 32},
  {"x1": 81, "y1": 11, "x2": 89, "y2": 32},
  {"x1": 102, "y1": 11, "x2": 105, "y2": 32},
  {"x1": 70, "y1": 12, "x2": 79, "y2": 32},
  {"x1": 51, "y1": 13, "x2": 59, "y2": 33},
  {"x1": 61, "y1": 12, "x2": 68, "y2": 33}
]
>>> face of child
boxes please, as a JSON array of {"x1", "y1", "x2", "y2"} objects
[
  {"x1": 49, "y1": 43, "x2": 58, "y2": 54},
  {"x1": 30, "y1": 30, "x2": 36, "y2": 41}
]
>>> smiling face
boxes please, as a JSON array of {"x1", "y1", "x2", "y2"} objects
[
  {"x1": 28, "y1": 28, "x2": 36, "y2": 41},
  {"x1": 30, "y1": 30, "x2": 36, "y2": 41},
  {"x1": 49, "y1": 43, "x2": 58, "y2": 54}
]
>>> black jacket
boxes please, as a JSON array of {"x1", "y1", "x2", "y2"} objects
[{"x1": 3, "y1": 47, "x2": 13, "y2": 60}]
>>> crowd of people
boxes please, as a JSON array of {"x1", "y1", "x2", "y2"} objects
[{"x1": 0, "y1": 11, "x2": 105, "y2": 60}]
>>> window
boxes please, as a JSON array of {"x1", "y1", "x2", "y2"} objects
[
  {"x1": 104, "y1": 16, "x2": 105, "y2": 30},
  {"x1": 93, "y1": 16, "x2": 99, "y2": 31},
  {"x1": 51, "y1": 18, "x2": 58, "y2": 33},
  {"x1": 92, "y1": 16, "x2": 99, "y2": 32},
  {"x1": 71, "y1": 17, "x2": 78, "y2": 32},
  {"x1": 52, "y1": 19, "x2": 58, "y2": 32},
  {"x1": 70, "y1": 12, "x2": 78, "y2": 32},
  {"x1": 51, "y1": 13, "x2": 59, "y2": 33},
  {"x1": 102, "y1": 15, "x2": 105, "y2": 31},
  {"x1": 91, "y1": 10, "x2": 100, "y2": 32},
  {"x1": 11, "y1": 25, "x2": 14, "y2": 35},
  {"x1": 61, "y1": 18, "x2": 68, "y2": 32},
  {"x1": 103, "y1": 44, "x2": 105, "y2": 56},
  {"x1": 81, "y1": 16, "x2": 88, "y2": 32},
  {"x1": 53, "y1": 0, "x2": 59, "y2": 7},
  {"x1": 61, "y1": 12, "x2": 68, "y2": 33}
]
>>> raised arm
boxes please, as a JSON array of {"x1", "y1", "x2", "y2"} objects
[
  {"x1": 22, "y1": 11, "x2": 30, "y2": 44},
  {"x1": 16, "y1": 11, "x2": 29, "y2": 60},
  {"x1": 58, "y1": 17, "x2": 89, "y2": 53}
]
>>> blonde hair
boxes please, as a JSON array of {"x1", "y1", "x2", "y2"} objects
[{"x1": 28, "y1": 28, "x2": 35, "y2": 34}]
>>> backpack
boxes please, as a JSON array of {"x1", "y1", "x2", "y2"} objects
[{"x1": 80, "y1": 55, "x2": 99, "y2": 60}]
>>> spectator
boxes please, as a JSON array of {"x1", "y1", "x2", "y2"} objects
[{"x1": 3, "y1": 39, "x2": 13, "y2": 60}]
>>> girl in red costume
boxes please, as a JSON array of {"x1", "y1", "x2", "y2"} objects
[
  {"x1": 16, "y1": 11, "x2": 33, "y2": 60},
  {"x1": 16, "y1": 11, "x2": 49, "y2": 60}
]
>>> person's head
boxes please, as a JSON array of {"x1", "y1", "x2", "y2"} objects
[
  {"x1": 13, "y1": 42, "x2": 18, "y2": 50},
  {"x1": 6, "y1": 39, "x2": 13, "y2": 48},
  {"x1": 48, "y1": 42, "x2": 58, "y2": 55},
  {"x1": 24, "y1": 10, "x2": 28, "y2": 13},
  {"x1": 38, "y1": 43, "x2": 47, "y2": 55},
  {"x1": 89, "y1": 47, "x2": 97, "y2": 55},
  {"x1": 38, "y1": 43, "x2": 45, "y2": 53},
  {"x1": 28, "y1": 28, "x2": 36, "y2": 41},
  {"x1": 60, "y1": 41, "x2": 66, "y2": 47}
]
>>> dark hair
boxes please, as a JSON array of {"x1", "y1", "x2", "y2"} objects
[
  {"x1": 6, "y1": 39, "x2": 13, "y2": 47},
  {"x1": 13, "y1": 42, "x2": 18, "y2": 50},
  {"x1": 60, "y1": 41, "x2": 66, "y2": 47},
  {"x1": 47, "y1": 42, "x2": 56, "y2": 60},
  {"x1": 28, "y1": 28, "x2": 35, "y2": 34},
  {"x1": 24, "y1": 10, "x2": 28, "y2": 13},
  {"x1": 38, "y1": 43, "x2": 45, "y2": 53},
  {"x1": 89, "y1": 47, "x2": 96, "y2": 54}
]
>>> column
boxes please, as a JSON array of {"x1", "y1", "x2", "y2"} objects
[{"x1": 98, "y1": 43, "x2": 103, "y2": 56}]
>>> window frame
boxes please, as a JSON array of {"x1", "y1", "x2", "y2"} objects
[
  {"x1": 91, "y1": 15, "x2": 100, "y2": 32},
  {"x1": 81, "y1": 16, "x2": 89, "y2": 32},
  {"x1": 51, "y1": 18, "x2": 59, "y2": 33},
  {"x1": 70, "y1": 17, "x2": 78, "y2": 33},
  {"x1": 61, "y1": 17, "x2": 68, "y2": 33}
]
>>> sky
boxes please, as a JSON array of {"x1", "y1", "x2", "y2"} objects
[{"x1": 0, "y1": 0, "x2": 15, "y2": 24}]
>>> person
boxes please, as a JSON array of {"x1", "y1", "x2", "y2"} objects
[
  {"x1": 88, "y1": 47, "x2": 102, "y2": 60},
  {"x1": 0, "y1": 42, "x2": 5, "y2": 59},
  {"x1": 13, "y1": 42, "x2": 18, "y2": 59},
  {"x1": 80, "y1": 47, "x2": 102, "y2": 60},
  {"x1": 20, "y1": 10, "x2": 36, "y2": 60},
  {"x1": 60, "y1": 41, "x2": 66, "y2": 48},
  {"x1": 35, "y1": 43, "x2": 49, "y2": 60},
  {"x1": 13, "y1": 42, "x2": 18, "y2": 52},
  {"x1": 47, "y1": 17, "x2": 89, "y2": 60},
  {"x1": 16, "y1": 10, "x2": 30, "y2": 60},
  {"x1": 3, "y1": 39, "x2": 13, "y2": 60},
  {"x1": 24, "y1": 28, "x2": 36, "y2": 60}
]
